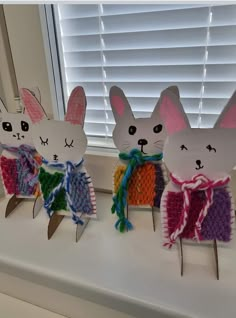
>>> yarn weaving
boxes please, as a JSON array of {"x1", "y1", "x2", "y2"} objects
[
  {"x1": 39, "y1": 159, "x2": 93, "y2": 224},
  {"x1": 0, "y1": 144, "x2": 41, "y2": 196},
  {"x1": 163, "y1": 174, "x2": 231, "y2": 248},
  {"x1": 112, "y1": 148, "x2": 163, "y2": 232}
]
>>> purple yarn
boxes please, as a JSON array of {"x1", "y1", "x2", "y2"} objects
[
  {"x1": 16, "y1": 159, "x2": 35, "y2": 195},
  {"x1": 69, "y1": 172, "x2": 93, "y2": 214},
  {"x1": 2, "y1": 144, "x2": 39, "y2": 196},
  {"x1": 201, "y1": 188, "x2": 232, "y2": 242},
  {"x1": 154, "y1": 163, "x2": 165, "y2": 208}
]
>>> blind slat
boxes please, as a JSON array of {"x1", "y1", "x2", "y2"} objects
[{"x1": 64, "y1": 46, "x2": 236, "y2": 67}]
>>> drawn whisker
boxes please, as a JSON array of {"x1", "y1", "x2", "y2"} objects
[{"x1": 153, "y1": 140, "x2": 164, "y2": 145}]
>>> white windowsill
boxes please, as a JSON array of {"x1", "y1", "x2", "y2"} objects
[
  {"x1": 0, "y1": 193, "x2": 235, "y2": 318},
  {"x1": 0, "y1": 292, "x2": 66, "y2": 318}
]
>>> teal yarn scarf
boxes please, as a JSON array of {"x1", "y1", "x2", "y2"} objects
[{"x1": 111, "y1": 148, "x2": 163, "y2": 232}]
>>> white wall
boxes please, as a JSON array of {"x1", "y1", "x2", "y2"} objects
[
  {"x1": 0, "y1": 8, "x2": 15, "y2": 111},
  {"x1": 3, "y1": 5, "x2": 53, "y2": 116}
]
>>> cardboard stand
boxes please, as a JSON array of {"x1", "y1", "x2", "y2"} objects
[
  {"x1": 21, "y1": 86, "x2": 97, "y2": 242},
  {"x1": 32, "y1": 195, "x2": 43, "y2": 218},
  {"x1": 158, "y1": 86, "x2": 236, "y2": 280},
  {"x1": 126, "y1": 205, "x2": 157, "y2": 232},
  {"x1": 5, "y1": 195, "x2": 25, "y2": 217},
  {"x1": 5, "y1": 194, "x2": 43, "y2": 219},
  {"x1": 109, "y1": 85, "x2": 167, "y2": 234},
  {"x1": 48, "y1": 213, "x2": 90, "y2": 242},
  {"x1": 179, "y1": 238, "x2": 219, "y2": 280},
  {"x1": 213, "y1": 239, "x2": 219, "y2": 280}
]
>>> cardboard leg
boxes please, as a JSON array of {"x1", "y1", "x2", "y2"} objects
[
  {"x1": 179, "y1": 237, "x2": 184, "y2": 277},
  {"x1": 152, "y1": 206, "x2": 156, "y2": 232},
  {"x1": 48, "y1": 213, "x2": 64, "y2": 240},
  {"x1": 5, "y1": 194, "x2": 25, "y2": 218},
  {"x1": 76, "y1": 217, "x2": 90, "y2": 242},
  {"x1": 213, "y1": 239, "x2": 219, "y2": 280},
  {"x1": 32, "y1": 195, "x2": 43, "y2": 219}
]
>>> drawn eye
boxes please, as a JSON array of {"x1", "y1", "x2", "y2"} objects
[
  {"x1": 64, "y1": 138, "x2": 74, "y2": 148},
  {"x1": 2, "y1": 122, "x2": 12, "y2": 132},
  {"x1": 153, "y1": 124, "x2": 163, "y2": 133},
  {"x1": 180, "y1": 144, "x2": 188, "y2": 151},
  {"x1": 40, "y1": 136, "x2": 48, "y2": 146},
  {"x1": 128, "y1": 125, "x2": 136, "y2": 135},
  {"x1": 21, "y1": 121, "x2": 29, "y2": 132},
  {"x1": 206, "y1": 144, "x2": 216, "y2": 152}
]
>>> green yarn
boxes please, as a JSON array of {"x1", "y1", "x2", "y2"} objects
[{"x1": 39, "y1": 167, "x2": 67, "y2": 212}]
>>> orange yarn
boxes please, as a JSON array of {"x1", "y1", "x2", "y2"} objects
[{"x1": 114, "y1": 163, "x2": 157, "y2": 206}]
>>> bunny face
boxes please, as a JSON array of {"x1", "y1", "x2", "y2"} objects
[
  {"x1": 110, "y1": 86, "x2": 167, "y2": 155},
  {"x1": 32, "y1": 120, "x2": 87, "y2": 162},
  {"x1": 159, "y1": 88, "x2": 236, "y2": 181},
  {"x1": 21, "y1": 86, "x2": 88, "y2": 163},
  {"x1": 164, "y1": 128, "x2": 236, "y2": 180},
  {"x1": 0, "y1": 98, "x2": 33, "y2": 147}
]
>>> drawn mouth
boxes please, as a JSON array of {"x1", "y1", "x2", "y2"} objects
[
  {"x1": 140, "y1": 145, "x2": 147, "y2": 154},
  {"x1": 53, "y1": 154, "x2": 58, "y2": 162},
  {"x1": 195, "y1": 165, "x2": 204, "y2": 170}
]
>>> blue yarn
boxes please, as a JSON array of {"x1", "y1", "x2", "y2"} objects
[
  {"x1": 42, "y1": 159, "x2": 92, "y2": 225},
  {"x1": 115, "y1": 218, "x2": 133, "y2": 231}
]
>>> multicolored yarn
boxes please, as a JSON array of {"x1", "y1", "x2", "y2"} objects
[
  {"x1": 112, "y1": 148, "x2": 163, "y2": 232},
  {"x1": 114, "y1": 162, "x2": 165, "y2": 207},
  {"x1": 0, "y1": 144, "x2": 41, "y2": 196},
  {"x1": 39, "y1": 159, "x2": 94, "y2": 224},
  {"x1": 163, "y1": 174, "x2": 231, "y2": 248}
]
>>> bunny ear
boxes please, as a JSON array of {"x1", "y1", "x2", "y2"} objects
[
  {"x1": 152, "y1": 85, "x2": 180, "y2": 119},
  {"x1": 159, "y1": 86, "x2": 190, "y2": 135},
  {"x1": 20, "y1": 88, "x2": 47, "y2": 123},
  {"x1": 109, "y1": 86, "x2": 134, "y2": 123},
  {"x1": 65, "y1": 86, "x2": 87, "y2": 126},
  {"x1": 214, "y1": 90, "x2": 236, "y2": 128},
  {"x1": 166, "y1": 86, "x2": 180, "y2": 99},
  {"x1": 0, "y1": 97, "x2": 7, "y2": 114}
]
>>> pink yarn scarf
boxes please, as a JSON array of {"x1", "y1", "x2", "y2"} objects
[{"x1": 164, "y1": 174, "x2": 230, "y2": 248}]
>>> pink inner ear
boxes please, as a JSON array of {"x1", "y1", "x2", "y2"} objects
[
  {"x1": 21, "y1": 89, "x2": 45, "y2": 124},
  {"x1": 159, "y1": 95, "x2": 189, "y2": 135},
  {"x1": 218, "y1": 104, "x2": 236, "y2": 128},
  {"x1": 111, "y1": 96, "x2": 125, "y2": 116},
  {"x1": 65, "y1": 87, "x2": 85, "y2": 125}
]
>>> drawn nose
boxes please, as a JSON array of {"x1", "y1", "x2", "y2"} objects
[
  {"x1": 196, "y1": 160, "x2": 202, "y2": 166},
  {"x1": 53, "y1": 154, "x2": 58, "y2": 161},
  {"x1": 16, "y1": 133, "x2": 21, "y2": 140},
  {"x1": 138, "y1": 139, "x2": 148, "y2": 146}
]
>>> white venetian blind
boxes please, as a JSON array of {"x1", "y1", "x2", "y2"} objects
[{"x1": 54, "y1": 4, "x2": 236, "y2": 147}]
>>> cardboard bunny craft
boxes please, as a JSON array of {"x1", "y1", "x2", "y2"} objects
[
  {"x1": 159, "y1": 86, "x2": 236, "y2": 279},
  {"x1": 21, "y1": 86, "x2": 96, "y2": 241},
  {"x1": 0, "y1": 97, "x2": 43, "y2": 218},
  {"x1": 110, "y1": 86, "x2": 169, "y2": 233}
]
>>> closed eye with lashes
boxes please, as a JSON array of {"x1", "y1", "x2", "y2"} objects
[
  {"x1": 180, "y1": 144, "x2": 188, "y2": 151},
  {"x1": 40, "y1": 136, "x2": 48, "y2": 146},
  {"x1": 206, "y1": 144, "x2": 216, "y2": 152},
  {"x1": 64, "y1": 138, "x2": 74, "y2": 148}
]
